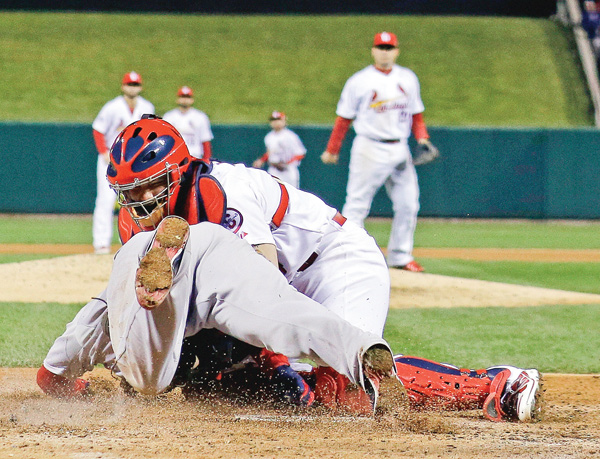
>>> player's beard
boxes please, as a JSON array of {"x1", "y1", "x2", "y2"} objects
[{"x1": 133, "y1": 205, "x2": 167, "y2": 230}]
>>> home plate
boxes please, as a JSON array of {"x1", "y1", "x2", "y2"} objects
[{"x1": 234, "y1": 414, "x2": 370, "y2": 423}]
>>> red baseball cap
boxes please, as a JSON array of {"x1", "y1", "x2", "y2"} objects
[
  {"x1": 122, "y1": 71, "x2": 143, "y2": 85},
  {"x1": 177, "y1": 86, "x2": 194, "y2": 97},
  {"x1": 373, "y1": 32, "x2": 398, "y2": 47},
  {"x1": 269, "y1": 111, "x2": 286, "y2": 121}
]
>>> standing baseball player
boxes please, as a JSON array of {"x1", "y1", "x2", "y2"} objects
[
  {"x1": 322, "y1": 32, "x2": 438, "y2": 272},
  {"x1": 91, "y1": 71, "x2": 155, "y2": 254},
  {"x1": 252, "y1": 111, "x2": 306, "y2": 188},
  {"x1": 163, "y1": 86, "x2": 214, "y2": 161}
]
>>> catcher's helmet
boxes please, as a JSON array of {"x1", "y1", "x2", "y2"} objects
[{"x1": 107, "y1": 114, "x2": 193, "y2": 230}]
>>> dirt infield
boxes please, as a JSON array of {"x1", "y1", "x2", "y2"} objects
[
  {"x1": 1, "y1": 368, "x2": 599, "y2": 458},
  {"x1": 1, "y1": 248, "x2": 599, "y2": 457}
]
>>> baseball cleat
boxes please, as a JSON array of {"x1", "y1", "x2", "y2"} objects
[
  {"x1": 483, "y1": 367, "x2": 542, "y2": 422},
  {"x1": 390, "y1": 260, "x2": 424, "y2": 272},
  {"x1": 135, "y1": 216, "x2": 190, "y2": 310},
  {"x1": 362, "y1": 346, "x2": 409, "y2": 416},
  {"x1": 94, "y1": 246, "x2": 111, "y2": 255}
]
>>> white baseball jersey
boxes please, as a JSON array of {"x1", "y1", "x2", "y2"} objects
[
  {"x1": 163, "y1": 107, "x2": 213, "y2": 159},
  {"x1": 92, "y1": 95, "x2": 155, "y2": 252},
  {"x1": 263, "y1": 128, "x2": 306, "y2": 187},
  {"x1": 45, "y1": 223, "x2": 389, "y2": 395},
  {"x1": 336, "y1": 64, "x2": 424, "y2": 141},
  {"x1": 92, "y1": 95, "x2": 155, "y2": 149},
  {"x1": 211, "y1": 161, "x2": 390, "y2": 336}
]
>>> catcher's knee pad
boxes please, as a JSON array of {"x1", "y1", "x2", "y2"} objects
[{"x1": 394, "y1": 355, "x2": 492, "y2": 410}]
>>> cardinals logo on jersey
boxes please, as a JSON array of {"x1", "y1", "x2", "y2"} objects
[{"x1": 368, "y1": 88, "x2": 408, "y2": 113}]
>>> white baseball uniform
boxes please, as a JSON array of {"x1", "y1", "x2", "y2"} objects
[
  {"x1": 211, "y1": 161, "x2": 390, "y2": 337},
  {"x1": 92, "y1": 95, "x2": 155, "y2": 252},
  {"x1": 163, "y1": 107, "x2": 213, "y2": 160},
  {"x1": 44, "y1": 222, "x2": 389, "y2": 395},
  {"x1": 263, "y1": 127, "x2": 306, "y2": 188},
  {"x1": 336, "y1": 64, "x2": 424, "y2": 267}
]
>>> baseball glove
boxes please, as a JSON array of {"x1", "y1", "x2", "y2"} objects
[{"x1": 412, "y1": 139, "x2": 440, "y2": 166}]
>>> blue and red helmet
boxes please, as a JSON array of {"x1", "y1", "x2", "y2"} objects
[{"x1": 107, "y1": 115, "x2": 193, "y2": 229}]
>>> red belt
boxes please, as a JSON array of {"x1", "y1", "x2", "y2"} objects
[
  {"x1": 298, "y1": 211, "x2": 346, "y2": 272},
  {"x1": 332, "y1": 211, "x2": 346, "y2": 226}
]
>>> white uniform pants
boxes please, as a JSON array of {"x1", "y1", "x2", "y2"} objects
[
  {"x1": 342, "y1": 135, "x2": 420, "y2": 267},
  {"x1": 291, "y1": 219, "x2": 390, "y2": 337},
  {"x1": 107, "y1": 222, "x2": 389, "y2": 395},
  {"x1": 43, "y1": 289, "x2": 115, "y2": 379},
  {"x1": 92, "y1": 155, "x2": 117, "y2": 251}
]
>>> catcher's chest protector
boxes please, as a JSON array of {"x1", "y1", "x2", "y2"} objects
[{"x1": 394, "y1": 356, "x2": 492, "y2": 410}]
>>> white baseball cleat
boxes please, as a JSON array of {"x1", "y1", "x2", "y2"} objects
[
  {"x1": 135, "y1": 216, "x2": 190, "y2": 310},
  {"x1": 483, "y1": 366, "x2": 542, "y2": 422}
]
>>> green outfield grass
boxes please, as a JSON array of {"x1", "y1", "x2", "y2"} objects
[
  {"x1": 3, "y1": 214, "x2": 599, "y2": 248},
  {"x1": 367, "y1": 218, "x2": 600, "y2": 249},
  {"x1": 1, "y1": 215, "x2": 599, "y2": 373},
  {"x1": 384, "y1": 304, "x2": 600, "y2": 373},
  {"x1": 0, "y1": 12, "x2": 591, "y2": 126},
  {"x1": 418, "y1": 259, "x2": 600, "y2": 294},
  {"x1": 2, "y1": 302, "x2": 598, "y2": 373}
]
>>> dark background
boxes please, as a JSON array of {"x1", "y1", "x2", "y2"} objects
[{"x1": 0, "y1": 1, "x2": 556, "y2": 17}]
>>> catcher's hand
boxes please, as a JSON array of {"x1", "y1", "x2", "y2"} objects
[
  {"x1": 321, "y1": 151, "x2": 339, "y2": 165},
  {"x1": 412, "y1": 139, "x2": 440, "y2": 166}
]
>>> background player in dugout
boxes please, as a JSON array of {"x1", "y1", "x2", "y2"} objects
[
  {"x1": 163, "y1": 85, "x2": 214, "y2": 161},
  {"x1": 322, "y1": 31, "x2": 436, "y2": 272},
  {"x1": 91, "y1": 71, "x2": 155, "y2": 255},
  {"x1": 252, "y1": 111, "x2": 307, "y2": 188}
]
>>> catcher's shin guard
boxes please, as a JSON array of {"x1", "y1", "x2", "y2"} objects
[{"x1": 394, "y1": 355, "x2": 492, "y2": 410}]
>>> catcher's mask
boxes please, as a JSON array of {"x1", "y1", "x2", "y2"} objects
[{"x1": 107, "y1": 115, "x2": 193, "y2": 230}]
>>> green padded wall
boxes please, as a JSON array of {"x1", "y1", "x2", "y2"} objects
[{"x1": 1, "y1": 122, "x2": 599, "y2": 218}]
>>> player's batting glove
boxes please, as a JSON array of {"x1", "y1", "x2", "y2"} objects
[
  {"x1": 412, "y1": 139, "x2": 440, "y2": 166},
  {"x1": 270, "y1": 365, "x2": 316, "y2": 407}
]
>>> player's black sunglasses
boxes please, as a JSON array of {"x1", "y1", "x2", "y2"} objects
[
  {"x1": 126, "y1": 83, "x2": 142, "y2": 87},
  {"x1": 374, "y1": 45, "x2": 396, "y2": 50}
]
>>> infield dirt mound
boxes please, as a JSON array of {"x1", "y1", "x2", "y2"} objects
[{"x1": 3, "y1": 252, "x2": 600, "y2": 307}]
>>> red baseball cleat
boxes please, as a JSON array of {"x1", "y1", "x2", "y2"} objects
[{"x1": 391, "y1": 260, "x2": 424, "y2": 272}]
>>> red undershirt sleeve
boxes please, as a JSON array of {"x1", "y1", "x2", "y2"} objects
[
  {"x1": 325, "y1": 116, "x2": 353, "y2": 155},
  {"x1": 92, "y1": 129, "x2": 108, "y2": 155},
  {"x1": 412, "y1": 113, "x2": 430, "y2": 141}
]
